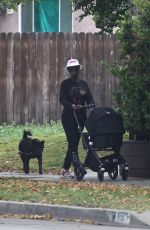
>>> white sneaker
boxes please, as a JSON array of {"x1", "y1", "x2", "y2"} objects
[{"x1": 60, "y1": 169, "x2": 74, "y2": 179}]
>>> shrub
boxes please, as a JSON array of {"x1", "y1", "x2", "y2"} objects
[{"x1": 110, "y1": 1, "x2": 150, "y2": 140}]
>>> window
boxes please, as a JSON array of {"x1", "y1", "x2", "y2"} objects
[{"x1": 20, "y1": 0, "x2": 72, "y2": 32}]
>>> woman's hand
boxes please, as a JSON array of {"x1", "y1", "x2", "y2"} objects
[
  {"x1": 72, "y1": 104, "x2": 83, "y2": 110},
  {"x1": 88, "y1": 104, "x2": 95, "y2": 108}
]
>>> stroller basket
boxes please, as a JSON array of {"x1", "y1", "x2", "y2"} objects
[{"x1": 91, "y1": 133, "x2": 123, "y2": 150}]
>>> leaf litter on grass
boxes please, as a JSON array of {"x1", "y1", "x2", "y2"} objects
[{"x1": 0, "y1": 178, "x2": 150, "y2": 212}]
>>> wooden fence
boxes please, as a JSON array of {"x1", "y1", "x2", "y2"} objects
[{"x1": 0, "y1": 32, "x2": 119, "y2": 124}]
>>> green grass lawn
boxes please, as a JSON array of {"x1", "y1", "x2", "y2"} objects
[
  {"x1": 0, "y1": 123, "x2": 150, "y2": 212},
  {"x1": 0, "y1": 178, "x2": 150, "y2": 211},
  {"x1": 0, "y1": 122, "x2": 72, "y2": 174}
]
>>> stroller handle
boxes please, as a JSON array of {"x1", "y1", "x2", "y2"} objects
[{"x1": 72, "y1": 104, "x2": 95, "y2": 110}]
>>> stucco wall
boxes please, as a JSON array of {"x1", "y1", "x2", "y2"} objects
[
  {"x1": 72, "y1": 10, "x2": 99, "y2": 33},
  {"x1": 0, "y1": 11, "x2": 19, "y2": 33}
]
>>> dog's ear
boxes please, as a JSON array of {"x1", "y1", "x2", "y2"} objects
[
  {"x1": 23, "y1": 130, "x2": 32, "y2": 139},
  {"x1": 41, "y1": 140, "x2": 45, "y2": 146}
]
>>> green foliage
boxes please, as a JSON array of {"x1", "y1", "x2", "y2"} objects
[
  {"x1": 0, "y1": 0, "x2": 35, "y2": 11},
  {"x1": 110, "y1": 0, "x2": 150, "y2": 140},
  {"x1": 72, "y1": 0, "x2": 130, "y2": 33}
]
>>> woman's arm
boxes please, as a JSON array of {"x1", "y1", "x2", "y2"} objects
[{"x1": 59, "y1": 81, "x2": 73, "y2": 108}]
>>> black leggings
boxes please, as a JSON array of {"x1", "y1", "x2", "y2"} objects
[{"x1": 61, "y1": 114, "x2": 85, "y2": 170}]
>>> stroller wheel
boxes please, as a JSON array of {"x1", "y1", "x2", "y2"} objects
[
  {"x1": 108, "y1": 166, "x2": 118, "y2": 180},
  {"x1": 121, "y1": 168, "x2": 128, "y2": 181},
  {"x1": 97, "y1": 169, "x2": 104, "y2": 181},
  {"x1": 74, "y1": 162, "x2": 87, "y2": 181},
  {"x1": 119, "y1": 163, "x2": 129, "y2": 181}
]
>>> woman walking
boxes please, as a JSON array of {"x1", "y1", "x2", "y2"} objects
[{"x1": 59, "y1": 59, "x2": 95, "y2": 179}]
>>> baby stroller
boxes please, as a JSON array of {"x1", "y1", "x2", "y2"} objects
[{"x1": 73, "y1": 106, "x2": 129, "y2": 181}]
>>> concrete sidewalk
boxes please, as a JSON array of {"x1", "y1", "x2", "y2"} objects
[
  {"x1": 1, "y1": 170, "x2": 150, "y2": 186},
  {"x1": 0, "y1": 170, "x2": 150, "y2": 228}
]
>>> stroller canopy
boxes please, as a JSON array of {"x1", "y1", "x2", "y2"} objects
[{"x1": 85, "y1": 107, "x2": 125, "y2": 136}]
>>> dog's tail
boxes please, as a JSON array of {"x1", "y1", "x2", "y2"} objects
[{"x1": 23, "y1": 130, "x2": 32, "y2": 139}]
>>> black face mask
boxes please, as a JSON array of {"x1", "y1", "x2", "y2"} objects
[{"x1": 67, "y1": 66, "x2": 80, "y2": 80}]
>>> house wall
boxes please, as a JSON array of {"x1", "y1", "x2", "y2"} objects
[
  {"x1": 0, "y1": 11, "x2": 19, "y2": 33},
  {"x1": 72, "y1": 10, "x2": 99, "y2": 33},
  {"x1": 0, "y1": 7, "x2": 99, "y2": 33}
]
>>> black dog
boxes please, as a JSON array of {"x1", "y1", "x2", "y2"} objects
[{"x1": 18, "y1": 130, "x2": 45, "y2": 174}]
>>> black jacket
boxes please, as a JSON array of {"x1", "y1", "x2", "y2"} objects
[{"x1": 59, "y1": 78, "x2": 95, "y2": 119}]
